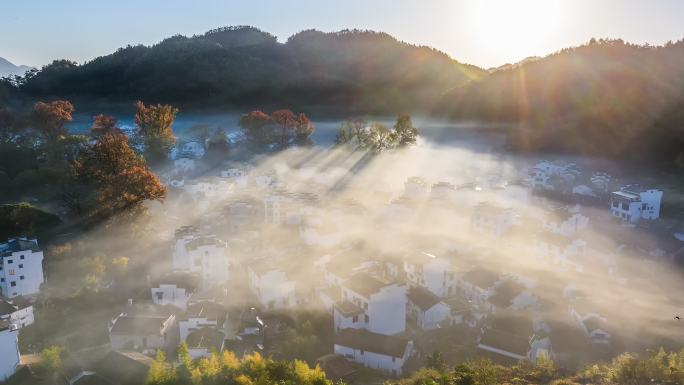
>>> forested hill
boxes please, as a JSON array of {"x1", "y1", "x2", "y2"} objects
[
  {"x1": 12, "y1": 26, "x2": 485, "y2": 112},
  {"x1": 442, "y1": 38, "x2": 684, "y2": 166}
]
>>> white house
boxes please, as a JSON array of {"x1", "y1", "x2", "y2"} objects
[
  {"x1": 172, "y1": 229, "x2": 230, "y2": 289},
  {"x1": 456, "y1": 267, "x2": 502, "y2": 303},
  {"x1": 535, "y1": 233, "x2": 586, "y2": 271},
  {"x1": 570, "y1": 307, "x2": 611, "y2": 344},
  {"x1": 335, "y1": 273, "x2": 406, "y2": 336},
  {"x1": 334, "y1": 328, "x2": 413, "y2": 376},
  {"x1": 109, "y1": 314, "x2": 177, "y2": 352},
  {"x1": 430, "y1": 182, "x2": 458, "y2": 202},
  {"x1": 402, "y1": 252, "x2": 455, "y2": 298},
  {"x1": 404, "y1": 177, "x2": 429, "y2": 199},
  {"x1": 610, "y1": 186, "x2": 663, "y2": 224},
  {"x1": 151, "y1": 284, "x2": 192, "y2": 311},
  {"x1": 406, "y1": 286, "x2": 450, "y2": 330},
  {"x1": 179, "y1": 302, "x2": 227, "y2": 342},
  {"x1": 0, "y1": 238, "x2": 44, "y2": 298},
  {"x1": 542, "y1": 206, "x2": 589, "y2": 237},
  {"x1": 174, "y1": 158, "x2": 195, "y2": 173},
  {"x1": 186, "y1": 327, "x2": 225, "y2": 359},
  {"x1": 0, "y1": 321, "x2": 19, "y2": 382},
  {"x1": 247, "y1": 261, "x2": 297, "y2": 311},
  {"x1": 187, "y1": 237, "x2": 230, "y2": 289},
  {"x1": 527, "y1": 161, "x2": 580, "y2": 191},
  {"x1": 0, "y1": 297, "x2": 34, "y2": 328},
  {"x1": 220, "y1": 168, "x2": 249, "y2": 188},
  {"x1": 471, "y1": 202, "x2": 516, "y2": 237}
]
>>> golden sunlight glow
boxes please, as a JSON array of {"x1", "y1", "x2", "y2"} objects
[{"x1": 466, "y1": 0, "x2": 566, "y2": 62}]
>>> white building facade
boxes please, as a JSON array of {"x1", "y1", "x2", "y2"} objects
[{"x1": 0, "y1": 238, "x2": 44, "y2": 298}]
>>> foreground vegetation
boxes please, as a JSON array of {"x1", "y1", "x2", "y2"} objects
[{"x1": 145, "y1": 347, "x2": 684, "y2": 385}]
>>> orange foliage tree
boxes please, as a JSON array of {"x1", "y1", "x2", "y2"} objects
[
  {"x1": 31, "y1": 100, "x2": 74, "y2": 142},
  {"x1": 134, "y1": 101, "x2": 178, "y2": 163},
  {"x1": 73, "y1": 132, "x2": 166, "y2": 217}
]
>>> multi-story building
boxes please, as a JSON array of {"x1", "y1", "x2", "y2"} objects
[{"x1": 0, "y1": 238, "x2": 45, "y2": 298}]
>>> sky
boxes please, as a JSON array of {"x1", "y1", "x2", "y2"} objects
[{"x1": 1, "y1": 0, "x2": 683, "y2": 69}]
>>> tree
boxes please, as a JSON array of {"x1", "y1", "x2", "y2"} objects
[
  {"x1": 426, "y1": 350, "x2": 447, "y2": 372},
  {"x1": 73, "y1": 132, "x2": 166, "y2": 217},
  {"x1": 134, "y1": 101, "x2": 178, "y2": 163},
  {"x1": 393, "y1": 113, "x2": 419, "y2": 146},
  {"x1": 205, "y1": 128, "x2": 229, "y2": 163},
  {"x1": 334, "y1": 117, "x2": 367, "y2": 147},
  {"x1": 294, "y1": 113, "x2": 315, "y2": 145},
  {"x1": 361, "y1": 122, "x2": 394, "y2": 152},
  {"x1": 146, "y1": 351, "x2": 173, "y2": 385},
  {"x1": 0, "y1": 106, "x2": 26, "y2": 144},
  {"x1": 239, "y1": 110, "x2": 272, "y2": 148},
  {"x1": 90, "y1": 114, "x2": 123, "y2": 137},
  {"x1": 38, "y1": 345, "x2": 65, "y2": 384},
  {"x1": 31, "y1": 100, "x2": 74, "y2": 143},
  {"x1": 271, "y1": 109, "x2": 297, "y2": 148}
]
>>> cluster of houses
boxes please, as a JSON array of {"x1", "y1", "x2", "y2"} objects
[
  {"x1": 6, "y1": 150, "x2": 677, "y2": 382},
  {"x1": 0, "y1": 237, "x2": 44, "y2": 381}
]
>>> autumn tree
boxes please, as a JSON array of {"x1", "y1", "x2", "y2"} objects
[
  {"x1": 294, "y1": 112, "x2": 315, "y2": 146},
  {"x1": 31, "y1": 100, "x2": 74, "y2": 143},
  {"x1": 239, "y1": 110, "x2": 272, "y2": 148},
  {"x1": 90, "y1": 114, "x2": 122, "y2": 137},
  {"x1": 73, "y1": 132, "x2": 166, "y2": 217},
  {"x1": 271, "y1": 109, "x2": 297, "y2": 148},
  {"x1": 393, "y1": 113, "x2": 419, "y2": 146},
  {"x1": 134, "y1": 101, "x2": 178, "y2": 163}
]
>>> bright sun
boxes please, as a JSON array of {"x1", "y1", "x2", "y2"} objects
[{"x1": 466, "y1": 0, "x2": 565, "y2": 61}]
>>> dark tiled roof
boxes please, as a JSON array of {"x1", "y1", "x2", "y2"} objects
[
  {"x1": 0, "y1": 238, "x2": 40, "y2": 257},
  {"x1": 488, "y1": 280, "x2": 524, "y2": 308},
  {"x1": 462, "y1": 268, "x2": 500, "y2": 289},
  {"x1": 184, "y1": 302, "x2": 226, "y2": 325},
  {"x1": 316, "y1": 354, "x2": 359, "y2": 380},
  {"x1": 334, "y1": 328, "x2": 409, "y2": 358},
  {"x1": 186, "y1": 328, "x2": 225, "y2": 350},
  {"x1": 343, "y1": 273, "x2": 390, "y2": 298},
  {"x1": 109, "y1": 316, "x2": 170, "y2": 335},
  {"x1": 479, "y1": 328, "x2": 530, "y2": 357},
  {"x1": 333, "y1": 301, "x2": 364, "y2": 317},
  {"x1": 407, "y1": 286, "x2": 441, "y2": 311},
  {"x1": 94, "y1": 350, "x2": 153, "y2": 385},
  {"x1": 185, "y1": 236, "x2": 225, "y2": 250}
]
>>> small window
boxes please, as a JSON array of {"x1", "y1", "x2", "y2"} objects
[
  {"x1": 18, "y1": 264, "x2": 23, "y2": 269},
  {"x1": 392, "y1": 357, "x2": 396, "y2": 362},
  {"x1": 352, "y1": 315, "x2": 358, "y2": 322},
  {"x1": 20, "y1": 255, "x2": 25, "y2": 260},
  {"x1": 7, "y1": 260, "x2": 12, "y2": 264},
  {"x1": 0, "y1": 278, "x2": 4, "y2": 282},
  {"x1": 19, "y1": 276, "x2": 24, "y2": 280},
  {"x1": 364, "y1": 314, "x2": 369, "y2": 323},
  {"x1": 10, "y1": 281, "x2": 16, "y2": 287}
]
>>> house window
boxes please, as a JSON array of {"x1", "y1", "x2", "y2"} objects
[
  {"x1": 20, "y1": 255, "x2": 24, "y2": 260},
  {"x1": 10, "y1": 281, "x2": 16, "y2": 287},
  {"x1": 18, "y1": 264, "x2": 23, "y2": 269},
  {"x1": 392, "y1": 357, "x2": 396, "y2": 362},
  {"x1": 19, "y1": 276, "x2": 24, "y2": 280},
  {"x1": 364, "y1": 314, "x2": 369, "y2": 323},
  {"x1": 0, "y1": 278, "x2": 4, "y2": 282},
  {"x1": 7, "y1": 260, "x2": 12, "y2": 264},
  {"x1": 352, "y1": 315, "x2": 358, "y2": 323},
  {"x1": 156, "y1": 292, "x2": 163, "y2": 300}
]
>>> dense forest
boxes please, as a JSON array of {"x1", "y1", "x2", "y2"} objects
[
  {"x1": 2, "y1": 26, "x2": 684, "y2": 166},
  {"x1": 2, "y1": 26, "x2": 483, "y2": 113}
]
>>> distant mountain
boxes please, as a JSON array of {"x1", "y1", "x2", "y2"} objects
[
  {"x1": 441, "y1": 38, "x2": 684, "y2": 166},
  {"x1": 0, "y1": 57, "x2": 33, "y2": 77},
  {"x1": 16, "y1": 26, "x2": 486, "y2": 113}
]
